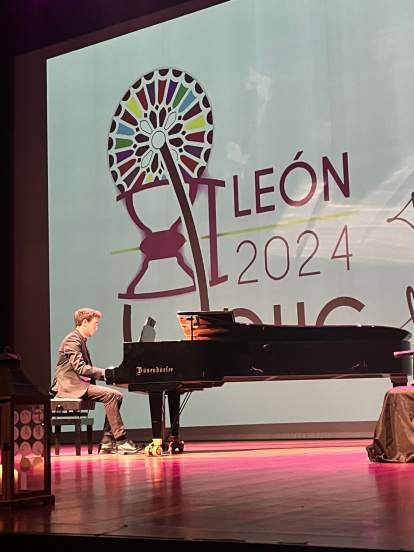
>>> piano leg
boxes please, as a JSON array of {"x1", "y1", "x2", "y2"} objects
[
  {"x1": 167, "y1": 391, "x2": 184, "y2": 454},
  {"x1": 146, "y1": 390, "x2": 186, "y2": 456},
  {"x1": 146, "y1": 391, "x2": 165, "y2": 457},
  {"x1": 148, "y1": 391, "x2": 164, "y2": 440}
]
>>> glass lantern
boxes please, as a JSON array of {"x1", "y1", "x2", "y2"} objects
[{"x1": 0, "y1": 348, "x2": 54, "y2": 508}]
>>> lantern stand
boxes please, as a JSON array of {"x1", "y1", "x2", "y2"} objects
[{"x1": 0, "y1": 347, "x2": 55, "y2": 508}]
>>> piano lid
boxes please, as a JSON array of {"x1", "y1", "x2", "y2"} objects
[{"x1": 177, "y1": 310, "x2": 413, "y2": 343}]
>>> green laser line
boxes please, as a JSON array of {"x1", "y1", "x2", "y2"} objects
[{"x1": 110, "y1": 210, "x2": 358, "y2": 255}]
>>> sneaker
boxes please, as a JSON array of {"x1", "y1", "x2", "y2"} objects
[
  {"x1": 116, "y1": 439, "x2": 140, "y2": 454},
  {"x1": 98, "y1": 441, "x2": 116, "y2": 454}
]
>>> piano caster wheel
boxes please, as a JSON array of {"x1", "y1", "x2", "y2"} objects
[
  {"x1": 169, "y1": 439, "x2": 185, "y2": 454},
  {"x1": 145, "y1": 439, "x2": 163, "y2": 457}
]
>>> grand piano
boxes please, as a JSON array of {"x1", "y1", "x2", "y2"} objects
[{"x1": 105, "y1": 310, "x2": 413, "y2": 456}]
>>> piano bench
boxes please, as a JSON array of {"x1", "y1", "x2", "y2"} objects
[{"x1": 51, "y1": 398, "x2": 95, "y2": 456}]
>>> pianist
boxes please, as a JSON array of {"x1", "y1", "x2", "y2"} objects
[{"x1": 50, "y1": 307, "x2": 141, "y2": 455}]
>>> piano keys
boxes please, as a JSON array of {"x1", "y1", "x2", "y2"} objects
[{"x1": 105, "y1": 310, "x2": 413, "y2": 456}]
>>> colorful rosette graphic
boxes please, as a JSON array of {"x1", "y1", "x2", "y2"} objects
[
  {"x1": 108, "y1": 68, "x2": 213, "y2": 192},
  {"x1": 108, "y1": 68, "x2": 214, "y2": 310}
]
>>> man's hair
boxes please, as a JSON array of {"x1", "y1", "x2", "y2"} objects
[{"x1": 74, "y1": 308, "x2": 102, "y2": 327}]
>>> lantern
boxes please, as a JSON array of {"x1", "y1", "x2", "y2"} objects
[{"x1": 0, "y1": 347, "x2": 54, "y2": 508}]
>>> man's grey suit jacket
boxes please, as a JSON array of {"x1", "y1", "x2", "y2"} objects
[{"x1": 50, "y1": 329, "x2": 105, "y2": 398}]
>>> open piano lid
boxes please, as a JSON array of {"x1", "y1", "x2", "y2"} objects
[{"x1": 177, "y1": 310, "x2": 235, "y2": 340}]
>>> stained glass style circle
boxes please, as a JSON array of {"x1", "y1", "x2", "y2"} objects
[{"x1": 108, "y1": 68, "x2": 214, "y2": 193}]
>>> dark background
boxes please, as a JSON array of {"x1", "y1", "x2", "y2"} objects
[{"x1": 0, "y1": 0, "x2": 225, "y2": 391}]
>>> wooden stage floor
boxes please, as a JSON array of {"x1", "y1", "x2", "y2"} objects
[{"x1": 1, "y1": 439, "x2": 413, "y2": 552}]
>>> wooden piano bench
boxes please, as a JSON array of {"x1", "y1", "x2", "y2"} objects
[{"x1": 50, "y1": 398, "x2": 95, "y2": 456}]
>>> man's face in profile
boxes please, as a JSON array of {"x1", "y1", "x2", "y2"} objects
[{"x1": 82, "y1": 316, "x2": 100, "y2": 337}]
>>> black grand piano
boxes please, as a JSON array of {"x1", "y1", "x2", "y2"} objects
[{"x1": 105, "y1": 310, "x2": 413, "y2": 456}]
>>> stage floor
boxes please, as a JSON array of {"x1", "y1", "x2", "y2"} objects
[{"x1": 1, "y1": 439, "x2": 413, "y2": 551}]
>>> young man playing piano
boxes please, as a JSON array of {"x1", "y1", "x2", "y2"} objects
[{"x1": 50, "y1": 307, "x2": 141, "y2": 454}]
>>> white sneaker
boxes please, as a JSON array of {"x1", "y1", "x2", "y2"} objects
[
  {"x1": 98, "y1": 441, "x2": 116, "y2": 454},
  {"x1": 116, "y1": 439, "x2": 139, "y2": 454}
]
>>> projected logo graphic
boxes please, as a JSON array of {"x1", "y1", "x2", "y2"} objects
[
  {"x1": 387, "y1": 192, "x2": 414, "y2": 329},
  {"x1": 387, "y1": 192, "x2": 414, "y2": 231},
  {"x1": 108, "y1": 68, "x2": 214, "y2": 309}
]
